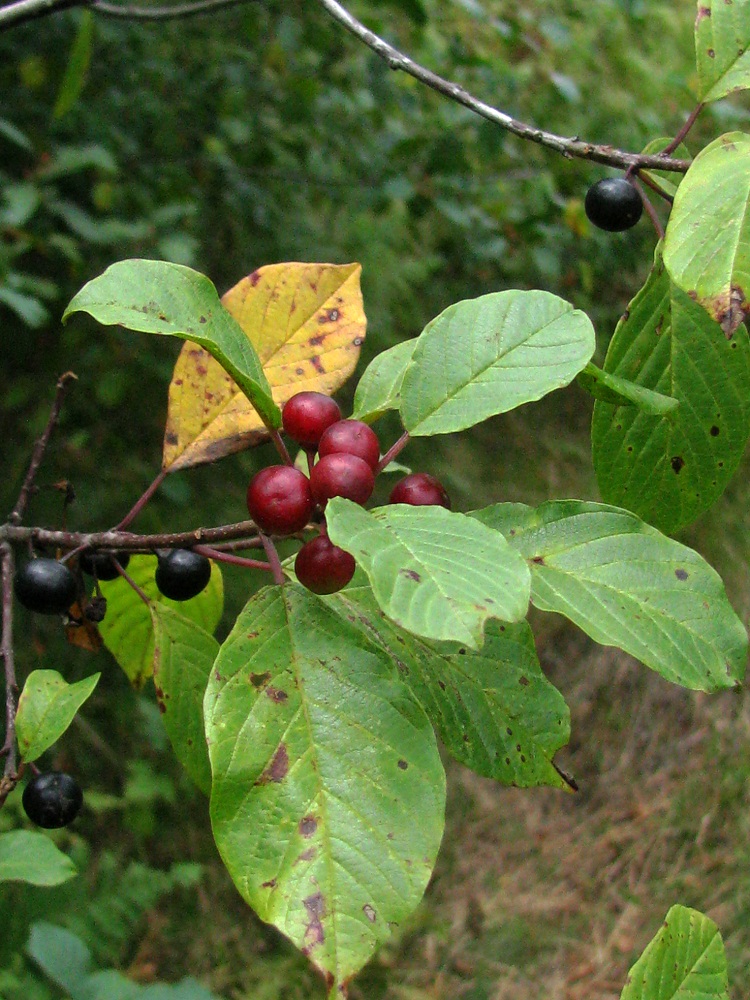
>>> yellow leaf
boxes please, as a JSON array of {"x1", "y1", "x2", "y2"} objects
[{"x1": 162, "y1": 262, "x2": 365, "y2": 471}]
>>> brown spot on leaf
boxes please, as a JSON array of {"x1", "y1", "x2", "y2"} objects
[
  {"x1": 257, "y1": 744, "x2": 289, "y2": 785},
  {"x1": 308, "y1": 334, "x2": 325, "y2": 347},
  {"x1": 363, "y1": 904, "x2": 377, "y2": 923},
  {"x1": 165, "y1": 432, "x2": 178, "y2": 446},
  {"x1": 299, "y1": 815, "x2": 318, "y2": 838},
  {"x1": 154, "y1": 685, "x2": 167, "y2": 714},
  {"x1": 250, "y1": 270, "x2": 261, "y2": 286},
  {"x1": 261, "y1": 878, "x2": 277, "y2": 889},
  {"x1": 519, "y1": 675, "x2": 529, "y2": 687},
  {"x1": 303, "y1": 892, "x2": 326, "y2": 951},
  {"x1": 708, "y1": 48, "x2": 715, "y2": 57},
  {"x1": 250, "y1": 671, "x2": 271, "y2": 688},
  {"x1": 353, "y1": 336, "x2": 363, "y2": 346},
  {"x1": 397, "y1": 759, "x2": 408, "y2": 770},
  {"x1": 532, "y1": 556, "x2": 545, "y2": 564},
  {"x1": 438, "y1": 680, "x2": 446, "y2": 691},
  {"x1": 266, "y1": 686, "x2": 288, "y2": 703},
  {"x1": 310, "y1": 355, "x2": 324, "y2": 374},
  {"x1": 296, "y1": 847, "x2": 317, "y2": 864},
  {"x1": 199, "y1": 315, "x2": 207, "y2": 324},
  {"x1": 318, "y1": 308, "x2": 339, "y2": 323},
  {"x1": 675, "y1": 568, "x2": 689, "y2": 581},
  {"x1": 671, "y1": 455, "x2": 685, "y2": 474},
  {"x1": 401, "y1": 568, "x2": 421, "y2": 582},
  {"x1": 710, "y1": 425, "x2": 720, "y2": 436}
]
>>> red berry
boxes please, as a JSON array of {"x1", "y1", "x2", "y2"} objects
[
  {"x1": 389, "y1": 472, "x2": 451, "y2": 509},
  {"x1": 310, "y1": 453, "x2": 375, "y2": 506},
  {"x1": 247, "y1": 465, "x2": 314, "y2": 535},
  {"x1": 295, "y1": 535, "x2": 356, "y2": 594},
  {"x1": 282, "y1": 392, "x2": 342, "y2": 449},
  {"x1": 318, "y1": 420, "x2": 380, "y2": 470}
]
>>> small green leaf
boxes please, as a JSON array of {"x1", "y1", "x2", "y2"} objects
[
  {"x1": 592, "y1": 244, "x2": 750, "y2": 534},
  {"x1": 16, "y1": 670, "x2": 100, "y2": 763},
  {"x1": 63, "y1": 260, "x2": 280, "y2": 428},
  {"x1": 579, "y1": 362, "x2": 679, "y2": 414},
  {"x1": 663, "y1": 132, "x2": 750, "y2": 336},
  {"x1": 621, "y1": 904, "x2": 728, "y2": 1000},
  {"x1": 352, "y1": 338, "x2": 417, "y2": 422},
  {"x1": 53, "y1": 10, "x2": 94, "y2": 119},
  {"x1": 0, "y1": 831, "x2": 77, "y2": 886},
  {"x1": 472, "y1": 500, "x2": 747, "y2": 692},
  {"x1": 205, "y1": 584, "x2": 445, "y2": 989},
  {"x1": 325, "y1": 498, "x2": 531, "y2": 648},
  {"x1": 399, "y1": 289, "x2": 595, "y2": 436},
  {"x1": 151, "y1": 604, "x2": 218, "y2": 795},
  {"x1": 329, "y1": 584, "x2": 572, "y2": 789},
  {"x1": 696, "y1": 0, "x2": 750, "y2": 103},
  {"x1": 99, "y1": 554, "x2": 223, "y2": 688}
]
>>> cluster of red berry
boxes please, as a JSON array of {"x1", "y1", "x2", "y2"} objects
[{"x1": 246, "y1": 391, "x2": 450, "y2": 595}]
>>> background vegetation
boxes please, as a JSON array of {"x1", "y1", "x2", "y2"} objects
[{"x1": 3, "y1": 1, "x2": 750, "y2": 997}]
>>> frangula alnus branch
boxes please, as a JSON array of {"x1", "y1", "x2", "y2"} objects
[{"x1": 0, "y1": 519, "x2": 262, "y2": 552}]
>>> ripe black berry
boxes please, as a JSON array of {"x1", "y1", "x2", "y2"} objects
[
  {"x1": 282, "y1": 392, "x2": 342, "y2": 449},
  {"x1": 318, "y1": 420, "x2": 380, "y2": 471},
  {"x1": 155, "y1": 549, "x2": 211, "y2": 601},
  {"x1": 14, "y1": 558, "x2": 77, "y2": 615},
  {"x1": 310, "y1": 453, "x2": 375, "y2": 506},
  {"x1": 79, "y1": 550, "x2": 130, "y2": 581},
  {"x1": 584, "y1": 177, "x2": 643, "y2": 232},
  {"x1": 22, "y1": 771, "x2": 83, "y2": 829},
  {"x1": 389, "y1": 472, "x2": 451, "y2": 509},
  {"x1": 246, "y1": 465, "x2": 314, "y2": 535},
  {"x1": 295, "y1": 535, "x2": 356, "y2": 594}
]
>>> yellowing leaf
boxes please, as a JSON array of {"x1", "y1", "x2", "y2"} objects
[{"x1": 162, "y1": 262, "x2": 365, "y2": 471}]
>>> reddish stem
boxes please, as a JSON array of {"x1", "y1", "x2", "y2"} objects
[
  {"x1": 376, "y1": 431, "x2": 410, "y2": 475},
  {"x1": 259, "y1": 533, "x2": 285, "y2": 586},
  {"x1": 114, "y1": 467, "x2": 168, "y2": 531},
  {"x1": 635, "y1": 180, "x2": 665, "y2": 241},
  {"x1": 194, "y1": 544, "x2": 272, "y2": 571},
  {"x1": 269, "y1": 428, "x2": 294, "y2": 467},
  {"x1": 116, "y1": 562, "x2": 152, "y2": 606}
]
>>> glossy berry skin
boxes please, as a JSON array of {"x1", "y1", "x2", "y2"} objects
[
  {"x1": 14, "y1": 558, "x2": 76, "y2": 615},
  {"x1": 584, "y1": 177, "x2": 643, "y2": 232},
  {"x1": 318, "y1": 420, "x2": 380, "y2": 471},
  {"x1": 282, "y1": 392, "x2": 342, "y2": 449},
  {"x1": 155, "y1": 549, "x2": 211, "y2": 601},
  {"x1": 23, "y1": 771, "x2": 83, "y2": 829},
  {"x1": 310, "y1": 453, "x2": 375, "y2": 506},
  {"x1": 79, "y1": 550, "x2": 130, "y2": 581},
  {"x1": 389, "y1": 472, "x2": 451, "y2": 509},
  {"x1": 295, "y1": 535, "x2": 356, "y2": 595},
  {"x1": 246, "y1": 465, "x2": 314, "y2": 536}
]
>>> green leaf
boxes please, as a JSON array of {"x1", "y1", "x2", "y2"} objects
[
  {"x1": 27, "y1": 923, "x2": 92, "y2": 999},
  {"x1": 472, "y1": 500, "x2": 747, "y2": 692},
  {"x1": 328, "y1": 584, "x2": 572, "y2": 789},
  {"x1": 325, "y1": 498, "x2": 531, "y2": 648},
  {"x1": 15, "y1": 670, "x2": 100, "y2": 763},
  {"x1": 663, "y1": 132, "x2": 750, "y2": 336},
  {"x1": 98, "y1": 554, "x2": 223, "y2": 688},
  {"x1": 579, "y1": 362, "x2": 679, "y2": 415},
  {"x1": 621, "y1": 904, "x2": 728, "y2": 1000},
  {"x1": 696, "y1": 0, "x2": 750, "y2": 103},
  {"x1": 53, "y1": 11, "x2": 94, "y2": 119},
  {"x1": 398, "y1": 289, "x2": 595, "y2": 436},
  {"x1": 205, "y1": 584, "x2": 445, "y2": 989},
  {"x1": 0, "y1": 831, "x2": 77, "y2": 886},
  {"x1": 592, "y1": 245, "x2": 750, "y2": 534},
  {"x1": 151, "y1": 604, "x2": 218, "y2": 795},
  {"x1": 63, "y1": 260, "x2": 280, "y2": 429},
  {"x1": 351, "y1": 338, "x2": 417, "y2": 422}
]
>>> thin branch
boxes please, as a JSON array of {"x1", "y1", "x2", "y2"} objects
[
  {"x1": 194, "y1": 544, "x2": 272, "y2": 570},
  {"x1": 0, "y1": 543, "x2": 18, "y2": 780},
  {"x1": 0, "y1": 0, "x2": 88, "y2": 30},
  {"x1": 662, "y1": 103, "x2": 704, "y2": 156},
  {"x1": 1, "y1": 518, "x2": 261, "y2": 551},
  {"x1": 8, "y1": 372, "x2": 77, "y2": 526},
  {"x1": 93, "y1": 0, "x2": 246, "y2": 17},
  {"x1": 634, "y1": 179, "x2": 665, "y2": 241},
  {"x1": 376, "y1": 431, "x2": 410, "y2": 475},
  {"x1": 316, "y1": 0, "x2": 691, "y2": 174},
  {"x1": 259, "y1": 533, "x2": 285, "y2": 586},
  {"x1": 113, "y1": 467, "x2": 168, "y2": 531}
]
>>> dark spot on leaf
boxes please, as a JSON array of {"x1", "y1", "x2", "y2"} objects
[
  {"x1": 266, "y1": 686, "x2": 288, "y2": 703},
  {"x1": 296, "y1": 847, "x2": 317, "y2": 864},
  {"x1": 199, "y1": 315, "x2": 207, "y2": 324},
  {"x1": 505, "y1": 757, "x2": 510, "y2": 765},
  {"x1": 458, "y1": 648, "x2": 466, "y2": 655},
  {"x1": 187, "y1": 738, "x2": 193, "y2": 746},
  {"x1": 158, "y1": 313, "x2": 167, "y2": 321},
  {"x1": 532, "y1": 556, "x2": 545, "y2": 564},
  {"x1": 438, "y1": 680, "x2": 446, "y2": 690},
  {"x1": 296, "y1": 367, "x2": 304, "y2": 376},
  {"x1": 154, "y1": 685, "x2": 166, "y2": 714},
  {"x1": 303, "y1": 892, "x2": 326, "y2": 951},
  {"x1": 310, "y1": 355, "x2": 324, "y2": 373},
  {"x1": 165, "y1": 432, "x2": 178, "y2": 446},
  {"x1": 708, "y1": 47, "x2": 715, "y2": 57},
  {"x1": 463, "y1": 734, "x2": 470, "y2": 743},
  {"x1": 250, "y1": 270, "x2": 261, "y2": 286},
  {"x1": 675, "y1": 568, "x2": 689, "y2": 581},
  {"x1": 621, "y1": 308, "x2": 630, "y2": 322},
  {"x1": 397, "y1": 759, "x2": 408, "y2": 770},
  {"x1": 261, "y1": 878, "x2": 277, "y2": 889},
  {"x1": 257, "y1": 744, "x2": 289, "y2": 785},
  {"x1": 353, "y1": 337, "x2": 363, "y2": 346},
  {"x1": 387, "y1": 832, "x2": 394, "y2": 840},
  {"x1": 214, "y1": 671, "x2": 222, "y2": 682},
  {"x1": 710, "y1": 425, "x2": 720, "y2": 436},
  {"x1": 299, "y1": 815, "x2": 318, "y2": 837},
  {"x1": 507, "y1": 727, "x2": 513, "y2": 736},
  {"x1": 401, "y1": 568, "x2": 421, "y2": 582},
  {"x1": 671, "y1": 455, "x2": 685, "y2": 473},
  {"x1": 516, "y1": 744, "x2": 522, "y2": 752},
  {"x1": 519, "y1": 676, "x2": 529, "y2": 687},
  {"x1": 363, "y1": 904, "x2": 377, "y2": 923},
  {"x1": 309, "y1": 334, "x2": 325, "y2": 347},
  {"x1": 520, "y1": 754, "x2": 526, "y2": 763},
  {"x1": 250, "y1": 671, "x2": 271, "y2": 688}
]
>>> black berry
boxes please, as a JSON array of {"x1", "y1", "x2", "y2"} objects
[
  {"x1": 282, "y1": 392, "x2": 342, "y2": 449},
  {"x1": 79, "y1": 550, "x2": 130, "y2": 581},
  {"x1": 295, "y1": 535, "x2": 356, "y2": 594},
  {"x1": 14, "y1": 558, "x2": 77, "y2": 615},
  {"x1": 23, "y1": 771, "x2": 83, "y2": 828},
  {"x1": 155, "y1": 549, "x2": 211, "y2": 601},
  {"x1": 389, "y1": 472, "x2": 451, "y2": 509},
  {"x1": 584, "y1": 177, "x2": 643, "y2": 232},
  {"x1": 318, "y1": 420, "x2": 380, "y2": 471},
  {"x1": 310, "y1": 453, "x2": 375, "y2": 506},
  {"x1": 246, "y1": 465, "x2": 314, "y2": 536}
]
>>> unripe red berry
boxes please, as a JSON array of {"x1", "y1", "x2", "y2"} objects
[
  {"x1": 295, "y1": 535, "x2": 356, "y2": 594},
  {"x1": 389, "y1": 472, "x2": 451, "y2": 509},
  {"x1": 318, "y1": 419, "x2": 380, "y2": 471},
  {"x1": 282, "y1": 392, "x2": 342, "y2": 449},
  {"x1": 247, "y1": 465, "x2": 314, "y2": 535},
  {"x1": 310, "y1": 453, "x2": 375, "y2": 506}
]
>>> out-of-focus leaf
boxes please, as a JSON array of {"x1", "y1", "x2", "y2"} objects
[
  {"x1": 162, "y1": 263, "x2": 364, "y2": 471},
  {"x1": 53, "y1": 11, "x2": 94, "y2": 119},
  {"x1": 0, "y1": 833, "x2": 77, "y2": 887}
]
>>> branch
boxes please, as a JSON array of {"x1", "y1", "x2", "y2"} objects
[
  {"x1": 8, "y1": 372, "x2": 77, "y2": 526},
  {"x1": 0, "y1": 543, "x2": 18, "y2": 780},
  {"x1": 0, "y1": 0, "x2": 88, "y2": 30},
  {"x1": 1, "y1": 519, "x2": 261, "y2": 551},
  {"x1": 92, "y1": 0, "x2": 248, "y2": 19},
  {"x1": 316, "y1": 0, "x2": 692, "y2": 174}
]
